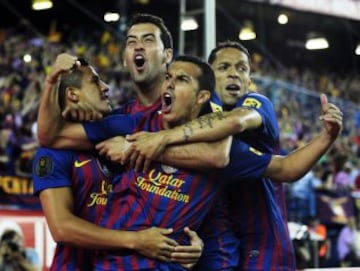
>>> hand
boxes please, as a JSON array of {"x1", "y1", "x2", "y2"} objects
[
  {"x1": 47, "y1": 53, "x2": 80, "y2": 84},
  {"x1": 96, "y1": 136, "x2": 131, "y2": 163},
  {"x1": 62, "y1": 102, "x2": 103, "y2": 122},
  {"x1": 171, "y1": 227, "x2": 203, "y2": 269},
  {"x1": 319, "y1": 93, "x2": 343, "y2": 140},
  {"x1": 133, "y1": 227, "x2": 178, "y2": 262},
  {"x1": 124, "y1": 131, "x2": 169, "y2": 173}
]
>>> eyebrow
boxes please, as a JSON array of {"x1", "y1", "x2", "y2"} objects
[{"x1": 126, "y1": 33, "x2": 156, "y2": 40}]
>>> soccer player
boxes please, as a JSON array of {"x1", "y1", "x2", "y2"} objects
[
  {"x1": 33, "y1": 58, "x2": 202, "y2": 270},
  {"x1": 37, "y1": 13, "x2": 221, "y2": 268},
  {"x1": 122, "y1": 41, "x2": 342, "y2": 270},
  {"x1": 37, "y1": 53, "x2": 342, "y2": 270}
]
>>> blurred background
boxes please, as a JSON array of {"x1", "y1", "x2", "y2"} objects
[{"x1": 0, "y1": 0, "x2": 359, "y2": 270}]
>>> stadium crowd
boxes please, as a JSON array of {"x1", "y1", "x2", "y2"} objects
[{"x1": 0, "y1": 25, "x2": 360, "y2": 268}]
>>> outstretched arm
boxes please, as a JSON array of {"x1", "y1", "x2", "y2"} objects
[
  {"x1": 127, "y1": 106, "x2": 261, "y2": 148},
  {"x1": 265, "y1": 94, "x2": 342, "y2": 182},
  {"x1": 119, "y1": 107, "x2": 260, "y2": 170}
]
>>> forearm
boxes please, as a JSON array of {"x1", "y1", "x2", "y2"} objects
[
  {"x1": 37, "y1": 79, "x2": 64, "y2": 146},
  {"x1": 267, "y1": 130, "x2": 335, "y2": 182},
  {"x1": 160, "y1": 137, "x2": 232, "y2": 169},
  {"x1": 49, "y1": 213, "x2": 138, "y2": 250},
  {"x1": 47, "y1": 123, "x2": 94, "y2": 150},
  {"x1": 163, "y1": 108, "x2": 260, "y2": 145}
]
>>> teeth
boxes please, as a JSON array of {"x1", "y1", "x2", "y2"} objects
[
  {"x1": 226, "y1": 84, "x2": 240, "y2": 90},
  {"x1": 134, "y1": 55, "x2": 145, "y2": 67},
  {"x1": 163, "y1": 93, "x2": 172, "y2": 106}
]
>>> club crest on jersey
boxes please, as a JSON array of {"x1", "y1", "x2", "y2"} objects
[
  {"x1": 161, "y1": 164, "x2": 178, "y2": 174},
  {"x1": 34, "y1": 155, "x2": 53, "y2": 178},
  {"x1": 242, "y1": 98, "x2": 262, "y2": 108},
  {"x1": 210, "y1": 102, "x2": 222, "y2": 112}
]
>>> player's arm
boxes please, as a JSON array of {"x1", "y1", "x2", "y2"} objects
[
  {"x1": 121, "y1": 108, "x2": 259, "y2": 170},
  {"x1": 264, "y1": 94, "x2": 342, "y2": 182},
  {"x1": 39, "y1": 187, "x2": 177, "y2": 261},
  {"x1": 127, "y1": 106, "x2": 261, "y2": 147},
  {"x1": 37, "y1": 54, "x2": 86, "y2": 147},
  {"x1": 96, "y1": 136, "x2": 232, "y2": 172},
  {"x1": 159, "y1": 137, "x2": 232, "y2": 170}
]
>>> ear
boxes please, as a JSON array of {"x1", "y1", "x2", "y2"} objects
[
  {"x1": 248, "y1": 74, "x2": 253, "y2": 88},
  {"x1": 66, "y1": 87, "x2": 80, "y2": 103},
  {"x1": 123, "y1": 51, "x2": 127, "y2": 67},
  {"x1": 197, "y1": 90, "x2": 211, "y2": 105},
  {"x1": 163, "y1": 48, "x2": 173, "y2": 65}
]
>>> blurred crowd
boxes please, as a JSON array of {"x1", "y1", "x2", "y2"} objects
[{"x1": 0, "y1": 26, "x2": 360, "y2": 268}]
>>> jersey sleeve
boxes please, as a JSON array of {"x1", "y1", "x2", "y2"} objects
[
  {"x1": 222, "y1": 138, "x2": 272, "y2": 180},
  {"x1": 82, "y1": 113, "x2": 143, "y2": 143},
  {"x1": 32, "y1": 147, "x2": 73, "y2": 195},
  {"x1": 236, "y1": 92, "x2": 278, "y2": 139}
]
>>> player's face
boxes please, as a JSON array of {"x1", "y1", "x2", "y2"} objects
[
  {"x1": 78, "y1": 66, "x2": 111, "y2": 114},
  {"x1": 161, "y1": 61, "x2": 207, "y2": 128},
  {"x1": 124, "y1": 23, "x2": 172, "y2": 88},
  {"x1": 211, "y1": 47, "x2": 252, "y2": 108}
]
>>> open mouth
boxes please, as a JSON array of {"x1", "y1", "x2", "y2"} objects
[
  {"x1": 161, "y1": 92, "x2": 173, "y2": 113},
  {"x1": 226, "y1": 83, "x2": 241, "y2": 95},
  {"x1": 134, "y1": 55, "x2": 145, "y2": 69}
]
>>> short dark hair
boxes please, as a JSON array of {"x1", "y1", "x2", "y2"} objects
[
  {"x1": 174, "y1": 55, "x2": 215, "y2": 94},
  {"x1": 208, "y1": 41, "x2": 251, "y2": 68},
  {"x1": 1, "y1": 230, "x2": 18, "y2": 242},
  {"x1": 127, "y1": 13, "x2": 173, "y2": 49},
  {"x1": 57, "y1": 58, "x2": 89, "y2": 111}
]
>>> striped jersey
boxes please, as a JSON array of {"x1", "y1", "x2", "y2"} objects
[
  {"x1": 32, "y1": 148, "x2": 114, "y2": 271},
  {"x1": 83, "y1": 104, "x2": 273, "y2": 271},
  {"x1": 231, "y1": 92, "x2": 295, "y2": 271},
  {"x1": 196, "y1": 92, "x2": 295, "y2": 271}
]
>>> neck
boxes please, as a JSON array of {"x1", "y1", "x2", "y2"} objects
[
  {"x1": 162, "y1": 108, "x2": 201, "y2": 131},
  {"x1": 135, "y1": 73, "x2": 165, "y2": 106}
]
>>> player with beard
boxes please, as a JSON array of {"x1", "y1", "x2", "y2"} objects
[
  {"x1": 38, "y1": 13, "x2": 226, "y2": 267},
  {"x1": 121, "y1": 42, "x2": 342, "y2": 271},
  {"x1": 37, "y1": 53, "x2": 342, "y2": 270},
  {"x1": 32, "y1": 58, "x2": 185, "y2": 270}
]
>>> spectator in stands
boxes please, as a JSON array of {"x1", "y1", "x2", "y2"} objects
[
  {"x1": 0, "y1": 225, "x2": 40, "y2": 271},
  {"x1": 307, "y1": 216, "x2": 330, "y2": 267},
  {"x1": 333, "y1": 154, "x2": 353, "y2": 192},
  {"x1": 337, "y1": 216, "x2": 360, "y2": 267},
  {"x1": 287, "y1": 165, "x2": 322, "y2": 223}
]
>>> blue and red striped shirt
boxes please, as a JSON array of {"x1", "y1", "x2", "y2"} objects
[
  {"x1": 196, "y1": 92, "x2": 295, "y2": 271},
  {"x1": 32, "y1": 148, "x2": 114, "y2": 271},
  {"x1": 83, "y1": 103, "x2": 273, "y2": 270}
]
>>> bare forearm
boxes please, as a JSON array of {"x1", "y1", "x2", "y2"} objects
[
  {"x1": 37, "y1": 80, "x2": 64, "y2": 146},
  {"x1": 160, "y1": 137, "x2": 231, "y2": 169},
  {"x1": 163, "y1": 108, "x2": 260, "y2": 145},
  {"x1": 50, "y1": 214, "x2": 136, "y2": 250},
  {"x1": 266, "y1": 130, "x2": 335, "y2": 182}
]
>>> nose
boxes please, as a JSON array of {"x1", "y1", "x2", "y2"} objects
[
  {"x1": 227, "y1": 66, "x2": 240, "y2": 78},
  {"x1": 134, "y1": 40, "x2": 144, "y2": 51},
  {"x1": 100, "y1": 80, "x2": 109, "y2": 93},
  {"x1": 165, "y1": 76, "x2": 175, "y2": 90}
]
